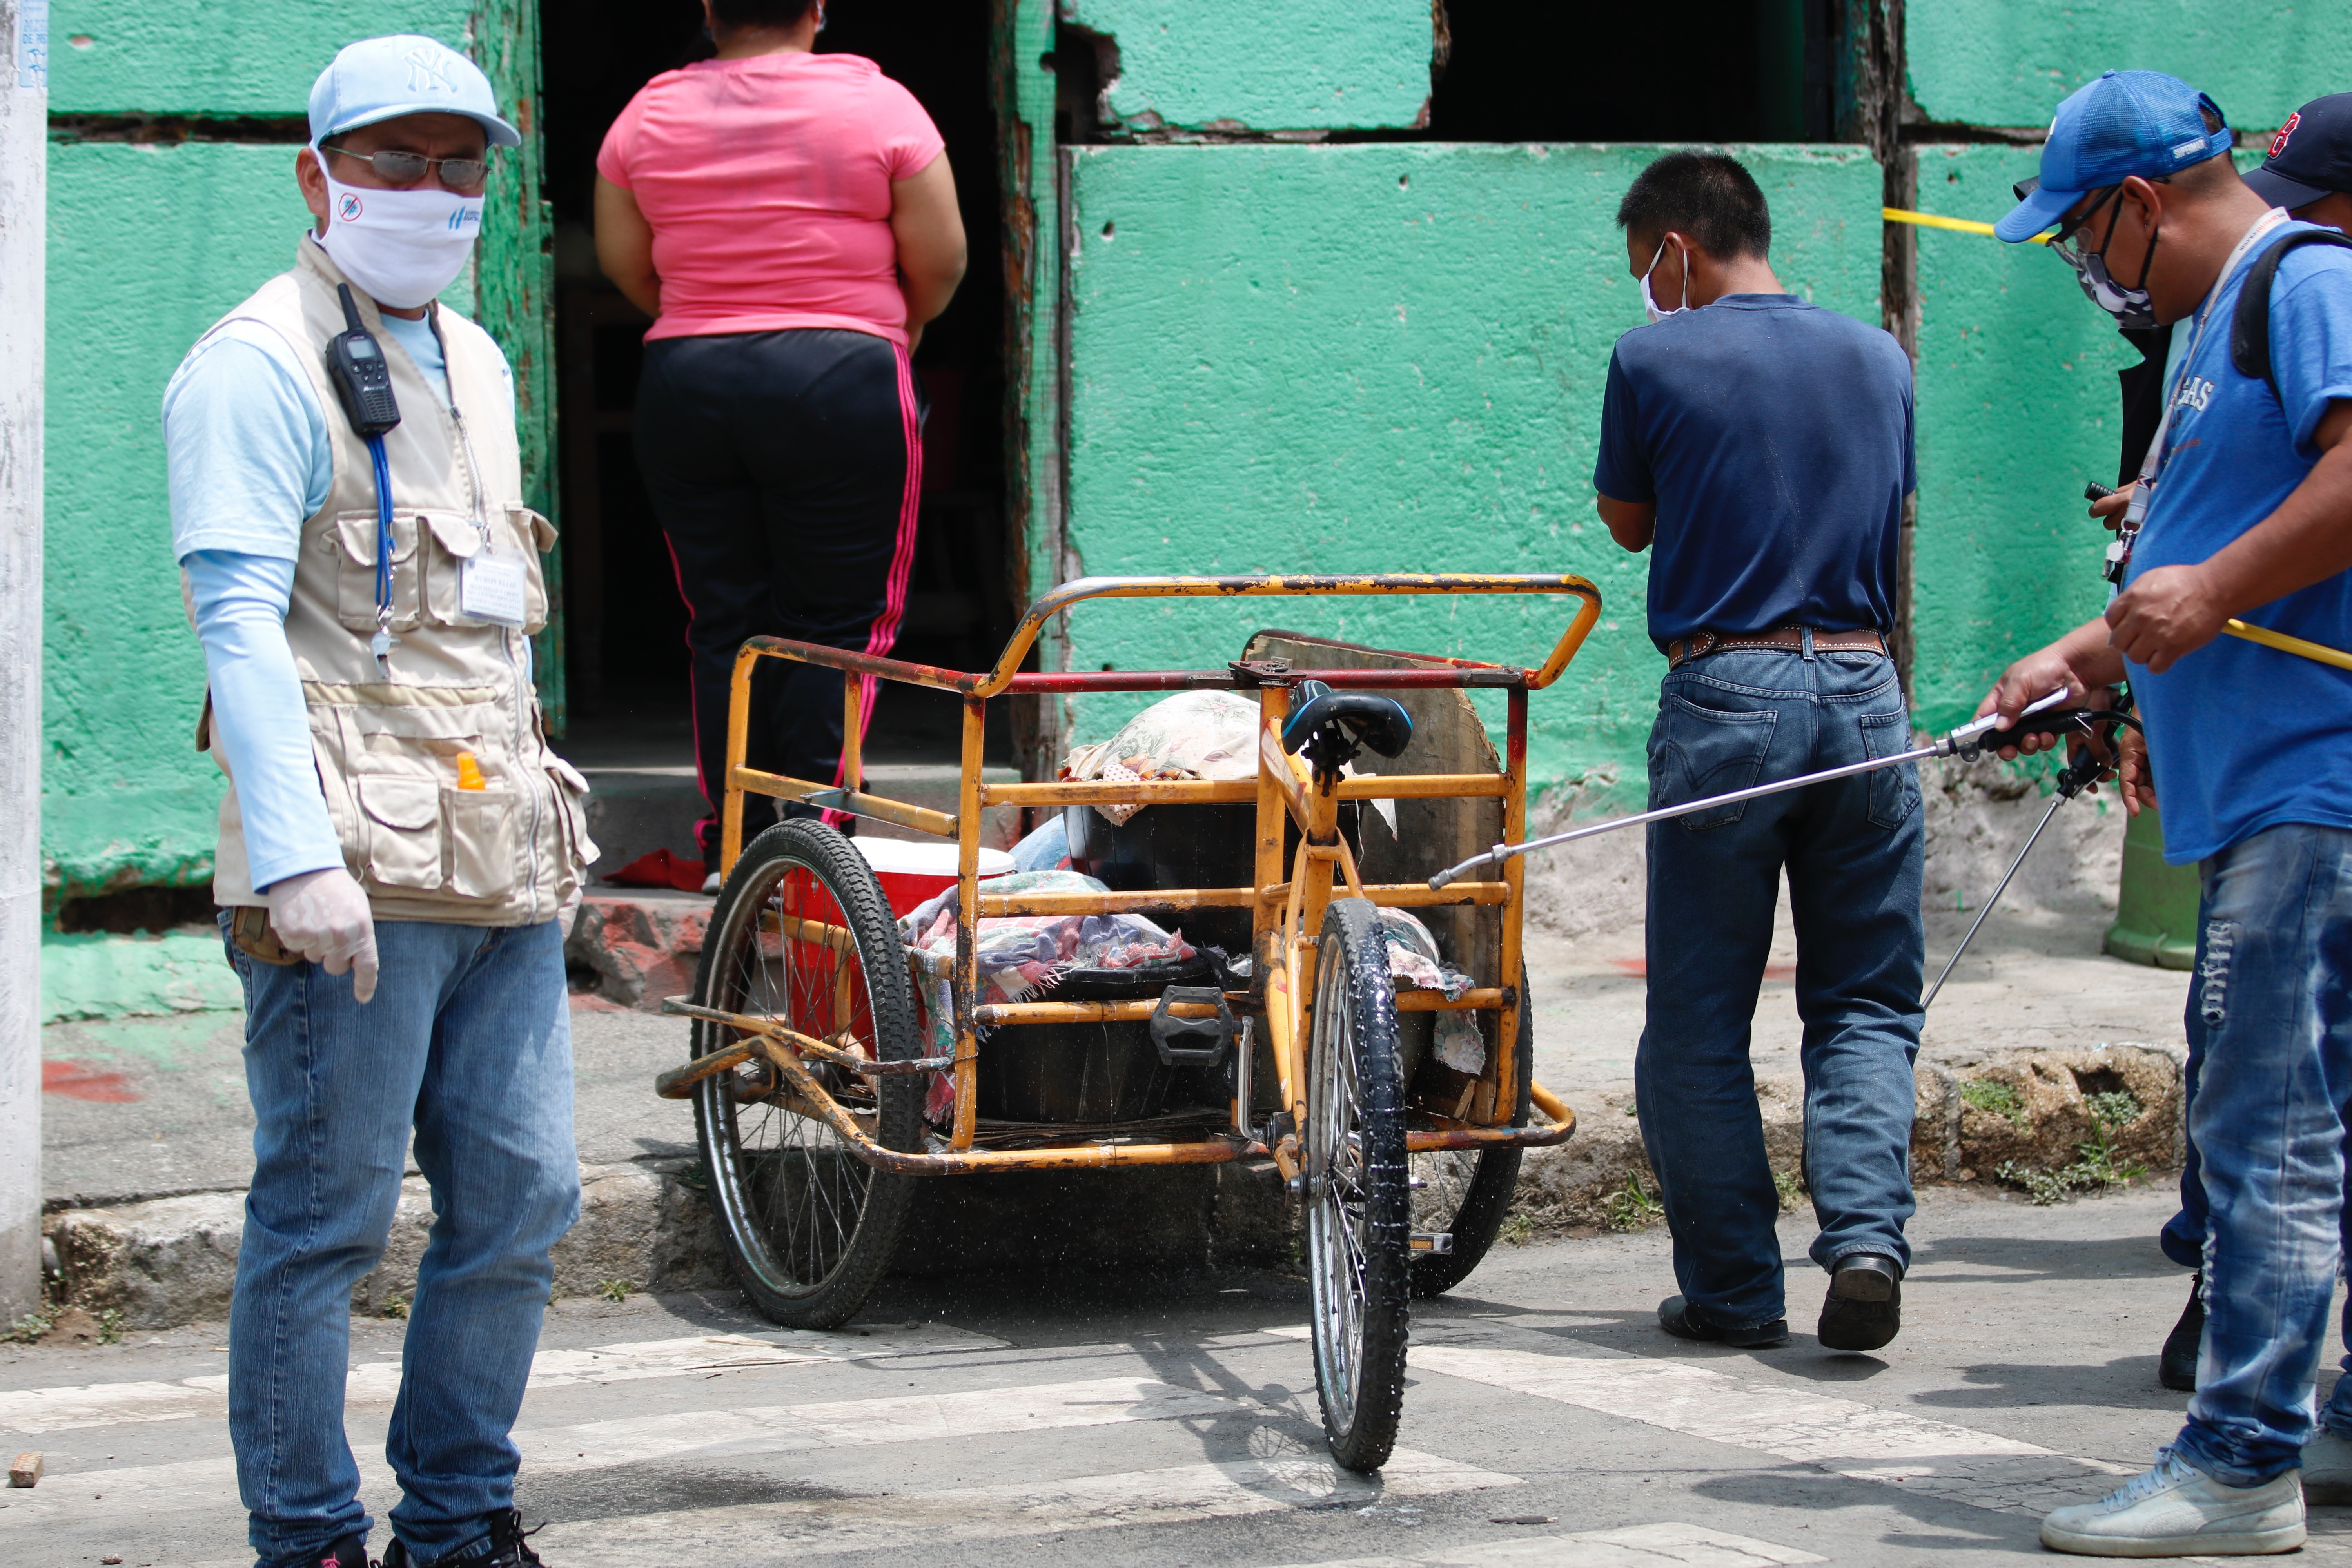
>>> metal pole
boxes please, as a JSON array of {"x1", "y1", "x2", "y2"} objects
[
  {"x1": 0, "y1": 0, "x2": 45, "y2": 1323},
  {"x1": 1921, "y1": 792, "x2": 2067, "y2": 1011}
]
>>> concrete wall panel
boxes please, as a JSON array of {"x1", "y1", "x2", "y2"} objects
[
  {"x1": 1062, "y1": 142, "x2": 1884, "y2": 797},
  {"x1": 1907, "y1": 145, "x2": 2121, "y2": 730},
  {"x1": 1906, "y1": 0, "x2": 2352, "y2": 131},
  {"x1": 44, "y1": 143, "x2": 314, "y2": 897},
  {"x1": 47, "y1": 2, "x2": 473, "y2": 116},
  {"x1": 1069, "y1": 0, "x2": 1433, "y2": 134}
]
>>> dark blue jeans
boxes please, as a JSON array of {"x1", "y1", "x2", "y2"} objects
[
  {"x1": 221, "y1": 916, "x2": 579, "y2": 1568},
  {"x1": 2153, "y1": 825, "x2": 2352, "y2": 1485},
  {"x1": 1635, "y1": 647, "x2": 1924, "y2": 1330}
]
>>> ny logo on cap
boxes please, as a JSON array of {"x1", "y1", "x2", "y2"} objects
[
  {"x1": 403, "y1": 44, "x2": 461, "y2": 96},
  {"x1": 2272, "y1": 112, "x2": 2301, "y2": 159}
]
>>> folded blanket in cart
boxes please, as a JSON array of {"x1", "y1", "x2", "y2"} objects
[
  {"x1": 906, "y1": 870, "x2": 1198, "y2": 1067},
  {"x1": 1060, "y1": 690, "x2": 1261, "y2": 825}
]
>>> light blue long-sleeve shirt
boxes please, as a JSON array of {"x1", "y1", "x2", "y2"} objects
[{"x1": 165, "y1": 279, "x2": 510, "y2": 890}]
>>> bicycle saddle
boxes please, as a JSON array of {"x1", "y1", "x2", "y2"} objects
[{"x1": 1281, "y1": 681, "x2": 1413, "y2": 774}]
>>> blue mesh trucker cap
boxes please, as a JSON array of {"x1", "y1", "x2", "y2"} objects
[
  {"x1": 308, "y1": 35, "x2": 521, "y2": 149},
  {"x1": 1995, "y1": 70, "x2": 2233, "y2": 242}
]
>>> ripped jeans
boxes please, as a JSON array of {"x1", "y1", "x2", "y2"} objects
[{"x1": 2169, "y1": 823, "x2": 2352, "y2": 1486}]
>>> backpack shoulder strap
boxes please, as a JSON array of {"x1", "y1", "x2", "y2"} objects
[{"x1": 2230, "y1": 228, "x2": 2352, "y2": 399}]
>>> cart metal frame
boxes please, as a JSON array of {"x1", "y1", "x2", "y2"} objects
[{"x1": 658, "y1": 573, "x2": 1601, "y2": 1185}]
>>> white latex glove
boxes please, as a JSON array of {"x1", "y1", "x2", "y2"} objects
[{"x1": 265, "y1": 867, "x2": 380, "y2": 1004}]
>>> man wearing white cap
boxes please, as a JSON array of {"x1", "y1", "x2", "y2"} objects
[{"x1": 162, "y1": 35, "x2": 590, "y2": 1568}]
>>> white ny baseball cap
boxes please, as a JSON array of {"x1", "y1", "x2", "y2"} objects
[{"x1": 307, "y1": 34, "x2": 521, "y2": 148}]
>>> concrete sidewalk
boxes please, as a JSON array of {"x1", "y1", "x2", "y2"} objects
[{"x1": 31, "y1": 752, "x2": 2192, "y2": 1327}]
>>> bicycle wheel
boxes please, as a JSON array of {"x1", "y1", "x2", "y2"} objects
[
  {"x1": 690, "y1": 819, "x2": 923, "y2": 1328},
  {"x1": 1408, "y1": 973, "x2": 1534, "y2": 1298},
  {"x1": 1305, "y1": 896, "x2": 1411, "y2": 1473}
]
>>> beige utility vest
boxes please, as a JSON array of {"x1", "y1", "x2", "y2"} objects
[{"x1": 198, "y1": 239, "x2": 594, "y2": 925}]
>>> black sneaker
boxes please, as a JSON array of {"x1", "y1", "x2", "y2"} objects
[
  {"x1": 2160, "y1": 1272, "x2": 2203, "y2": 1393},
  {"x1": 1818, "y1": 1253, "x2": 1902, "y2": 1352},
  {"x1": 382, "y1": 1512, "x2": 547, "y2": 1568},
  {"x1": 295, "y1": 1538, "x2": 369, "y2": 1568},
  {"x1": 1659, "y1": 1294, "x2": 1791, "y2": 1348}
]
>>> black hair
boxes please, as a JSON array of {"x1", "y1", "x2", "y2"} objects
[
  {"x1": 710, "y1": 0, "x2": 817, "y2": 27},
  {"x1": 1615, "y1": 151, "x2": 1772, "y2": 260}
]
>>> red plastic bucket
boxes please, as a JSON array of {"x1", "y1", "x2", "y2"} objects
[{"x1": 854, "y1": 837, "x2": 1014, "y2": 918}]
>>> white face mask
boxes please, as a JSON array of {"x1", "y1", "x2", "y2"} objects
[
  {"x1": 1639, "y1": 234, "x2": 1691, "y2": 324},
  {"x1": 316, "y1": 160, "x2": 485, "y2": 310}
]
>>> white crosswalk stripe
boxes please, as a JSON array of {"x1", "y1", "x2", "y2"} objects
[
  {"x1": 1256, "y1": 1520, "x2": 1826, "y2": 1567},
  {"x1": 532, "y1": 1446, "x2": 1517, "y2": 1565},
  {"x1": 0, "y1": 1323, "x2": 1002, "y2": 1437},
  {"x1": 1409, "y1": 1341, "x2": 2133, "y2": 1517},
  {"x1": 0, "y1": 1376, "x2": 1272, "y2": 1526}
]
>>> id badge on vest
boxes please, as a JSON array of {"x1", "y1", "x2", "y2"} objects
[{"x1": 460, "y1": 550, "x2": 528, "y2": 626}]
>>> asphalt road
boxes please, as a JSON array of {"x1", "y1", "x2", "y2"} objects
[{"x1": 7, "y1": 1183, "x2": 2347, "y2": 1568}]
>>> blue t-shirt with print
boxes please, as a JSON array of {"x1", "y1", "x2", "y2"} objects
[
  {"x1": 2125, "y1": 221, "x2": 2352, "y2": 864},
  {"x1": 1593, "y1": 294, "x2": 1916, "y2": 648}
]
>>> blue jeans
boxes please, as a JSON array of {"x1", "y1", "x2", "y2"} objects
[
  {"x1": 1635, "y1": 646, "x2": 1924, "y2": 1330},
  {"x1": 2158, "y1": 824, "x2": 2352, "y2": 1485},
  {"x1": 221, "y1": 916, "x2": 579, "y2": 1568}
]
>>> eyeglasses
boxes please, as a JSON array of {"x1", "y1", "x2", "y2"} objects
[
  {"x1": 2042, "y1": 185, "x2": 2125, "y2": 272},
  {"x1": 323, "y1": 143, "x2": 494, "y2": 194}
]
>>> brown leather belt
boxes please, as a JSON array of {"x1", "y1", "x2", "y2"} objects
[{"x1": 1666, "y1": 626, "x2": 1888, "y2": 670}]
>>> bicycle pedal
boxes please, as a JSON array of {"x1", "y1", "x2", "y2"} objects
[
  {"x1": 1410, "y1": 1232, "x2": 1454, "y2": 1255},
  {"x1": 1406, "y1": 1176, "x2": 1427, "y2": 1189}
]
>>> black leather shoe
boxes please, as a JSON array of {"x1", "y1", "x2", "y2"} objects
[
  {"x1": 298, "y1": 1537, "x2": 369, "y2": 1568},
  {"x1": 1818, "y1": 1253, "x2": 1902, "y2": 1352},
  {"x1": 382, "y1": 1512, "x2": 547, "y2": 1568},
  {"x1": 2160, "y1": 1272, "x2": 2203, "y2": 1392},
  {"x1": 1659, "y1": 1294, "x2": 1790, "y2": 1348}
]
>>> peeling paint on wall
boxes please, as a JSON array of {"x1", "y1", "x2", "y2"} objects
[
  {"x1": 1060, "y1": 141, "x2": 1885, "y2": 801},
  {"x1": 1064, "y1": 0, "x2": 1434, "y2": 135}
]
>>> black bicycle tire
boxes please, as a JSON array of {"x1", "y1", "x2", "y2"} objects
[
  {"x1": 1307, "y1": 896, "x2": 1412, "y2": 1474},
  {"x1": 1408, "y1": 971, "x2": 1535, "y2": 1298},
  {"x1": 689, "y1": 820, "x2": 922, "y2": 1329}
]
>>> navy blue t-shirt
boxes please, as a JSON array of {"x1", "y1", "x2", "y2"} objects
[{"x1": 1593, "y1": 294, "x2": 1916, "y2": 648}]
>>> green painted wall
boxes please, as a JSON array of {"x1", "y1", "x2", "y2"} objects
[
  {"x1": 40, "y1": 3, "x2": 554, "y2": 911},
  {"x1": 47, "y1": 1, "x2": 473, "y2": 114},
  {"x1": 1067, "y1": 0, "x2": 1434, "y2": 133},
  {"x1": 1060, "y1": 142, "x2": 1885, "y2": 798},
  {"x1": 43, "y1": 142, "x2": 310, "y2": 898},
  {"x1": 1906, "y1": 144, "x2": 2124, "y2": 731},
  {"x1": 1906, "y1": 0, "x2": 2352, "y2": 131}
]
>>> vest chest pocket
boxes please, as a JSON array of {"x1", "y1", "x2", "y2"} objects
[
  {"x1": 330, "y1": 512, "x2": 423, "y2": 633},
  {"x1": 417, "y1": 509, "x2": 552, "y2": 633},
  {"x1": 508, "y1": 505, "x2": 556, "y2": 635}
]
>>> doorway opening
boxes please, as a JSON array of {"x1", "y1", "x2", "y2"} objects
[
  {"x1": 538, "y1": 0, "x2": 1015, "y2": 815},
  {"x1": 1426, "y1": 0, "x2": 1844, "y2": 143}
]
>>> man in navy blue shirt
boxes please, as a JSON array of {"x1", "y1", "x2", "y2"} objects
[
  {"x1": 1594, "y1": 153, "x2": 1921, "y2": 1357},
  {"x1": 1978, "y1": 71, "x2": 2352, "y2": 1557}
]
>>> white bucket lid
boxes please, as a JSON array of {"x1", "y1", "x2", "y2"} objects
[{"x1": 853, "y1": 838, "x2": 1014, "y2": 878}]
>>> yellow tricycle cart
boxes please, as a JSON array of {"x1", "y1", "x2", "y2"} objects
[{"x1": 654, "y1": 573, "x2": 1598, "y2": 1472}]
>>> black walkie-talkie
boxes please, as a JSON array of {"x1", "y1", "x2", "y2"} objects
[{"x1": 327, "y1": 283, "x2": 401, "y2": 436}]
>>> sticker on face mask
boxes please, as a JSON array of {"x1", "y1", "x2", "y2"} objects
[{"x1": 459, "y1": 553, "x2": 526, "y2": 626}]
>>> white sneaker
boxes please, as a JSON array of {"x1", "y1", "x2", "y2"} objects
[
  {"x1": 2303, "y1": 1428, "x2": 2352, "y2": 1506},
  {"x1": 2041, "y1": 1449, "x2": 2304, "y2": 1556},
  {"x1": 701, "y1": 871, "x2": 721, "y2": 896}
]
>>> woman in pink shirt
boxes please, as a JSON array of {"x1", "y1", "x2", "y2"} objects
[{"x1": 595, "y1": 0, "x2": 966, "y2": 873}]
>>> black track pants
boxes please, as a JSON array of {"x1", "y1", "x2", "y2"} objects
[{"x1": 634, "y1": 328, "x2": 920, "y2": 862}]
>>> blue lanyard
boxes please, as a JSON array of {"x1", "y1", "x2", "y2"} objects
[{"x1": 368, "y1": 433, "x2": 395, "y2": 667}]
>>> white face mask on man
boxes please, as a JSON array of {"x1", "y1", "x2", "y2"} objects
[
  {"x1": 315, "y1": 159, "x2": 486, "y2": 310},
  {"x1": 1639, "y1": 233, "x2": 1691, "y2": 324}
]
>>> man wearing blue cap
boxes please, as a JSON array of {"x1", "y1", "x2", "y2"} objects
[
  {"x1": 1976, "y1": 69, "x2": 2352, "y2": 1557},
  {"x1": 163, "y1": 35, "x2": 587, "y2": 1568}
]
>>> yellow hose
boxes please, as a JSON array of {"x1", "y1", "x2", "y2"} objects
[
  {"x1": 2225, "y1": 619, "x2": 2352, "y2": 672},
  {"x1": 1882, "y1": 206, "x2": 2054, "y2": 244}
]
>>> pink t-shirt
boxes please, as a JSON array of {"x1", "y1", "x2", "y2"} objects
[{"x1": 597, "y1": 52, "x2": 944, "y2": 344}]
